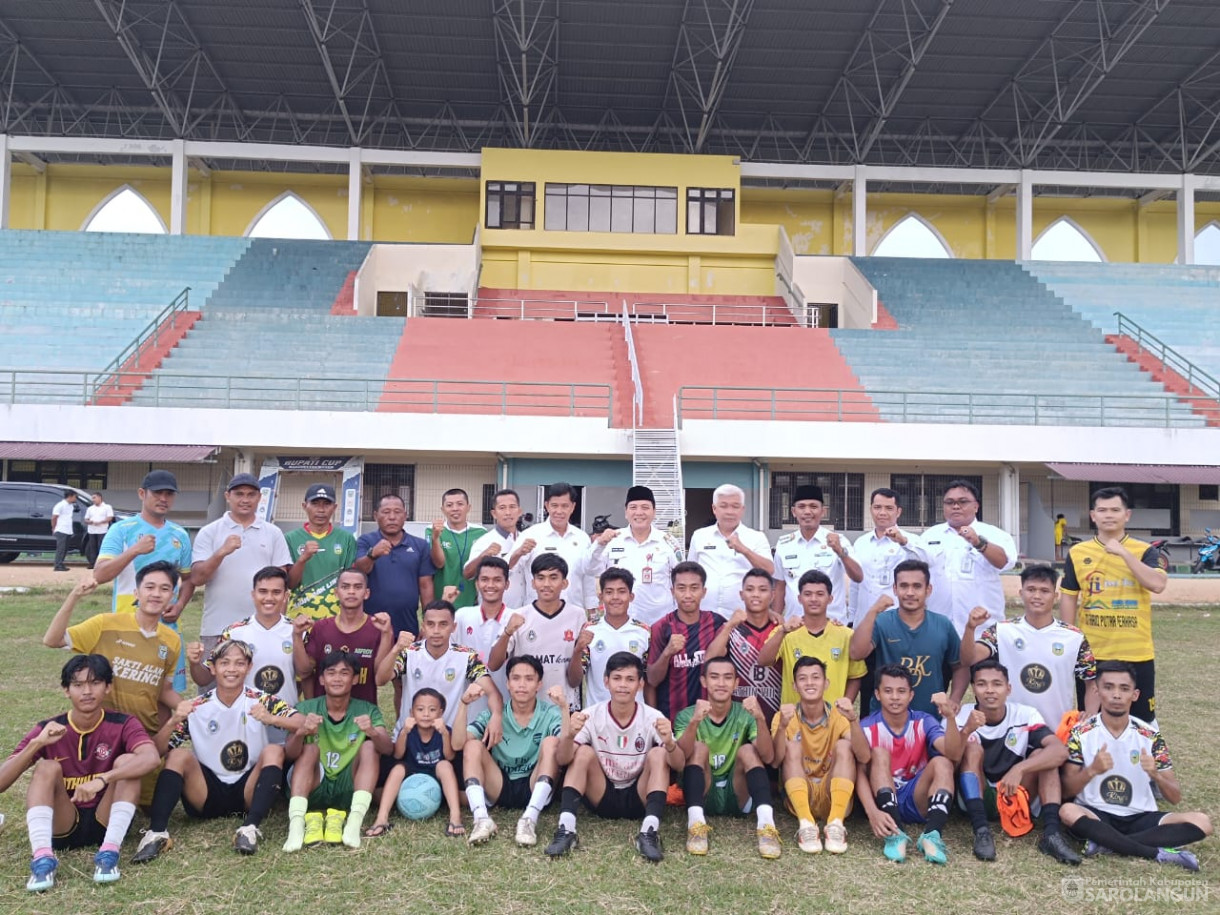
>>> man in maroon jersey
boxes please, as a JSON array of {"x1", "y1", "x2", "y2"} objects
[
  {"x1": 647, "y1": 562, "x2": 725, "y2": 719},
  {"x1": 0, "y1": 655, "x2": 160, "y2": 891},
  {"x1": 293, "y1": 568, "x2": 394, "y2": 703},
  {"x1": 704, "y1": 567, "x2": 782, "y2": 725}
]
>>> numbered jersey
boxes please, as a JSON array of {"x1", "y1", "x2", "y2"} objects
[
  {"x1": 1067, "y1": 714, "x2": 1171, "y2": 816},
  {"x1": 674, "y1": 702, "x2": 757, "y2": 779},
  {"x1": 169, "y1": 688, "x2": 296, "y2": 784},
  {"x1": 297, "y1": 696, "x2": 385, "y2": 781},
  {"x1": 216, "y1": 614, "x2": 298, "y2": 706}
]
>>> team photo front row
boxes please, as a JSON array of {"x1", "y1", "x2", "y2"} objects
[{"x1": 1, "y1": 552, "x2": 1211, "y2": 893}]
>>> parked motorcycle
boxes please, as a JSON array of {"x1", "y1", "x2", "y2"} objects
[{"x1": 1192, "y1": 529, "x2": 1220, "y2": 574}]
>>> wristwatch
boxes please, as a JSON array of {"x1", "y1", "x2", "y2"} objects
[{"x1": 974, "y1": 536, "x2": 990, "y2": 553}]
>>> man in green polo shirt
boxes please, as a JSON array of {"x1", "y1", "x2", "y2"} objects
[
  {"x1": 286, "y1": 484, "x2": 358, "y2": 621},
  {"x1": 430, "y1": 488, "x2": 486, "y2": 612}
]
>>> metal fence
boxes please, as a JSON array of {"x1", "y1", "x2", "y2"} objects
[{"x1": 1115, "y1": 311, "x2": 1220, "y2": 401}]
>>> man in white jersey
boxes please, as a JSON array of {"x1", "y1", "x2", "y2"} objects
[
  {"x1": 463, "y1": 488, "x2": 526, "y2": 608},
  {"x1": 452, "y1": 557, "x2": 513, "y2": 719},
  {"x1": 586, "y1": 486, "x2": 682, "y2": 626},
  {"x1": 511, "y1": 482, "x2": 596, "y2": 611},
  {"x1": 688, "y1": 484, "x2": 774, "y2": 617},
  {"x1": 772, "y1": 484, "x2": 862, "y2": 625},
  {"x1": 544, "y1": 651, "x2": 685, "y2": 862},
  {"x1": 962, "y1": 565, "x2": 1096, "y2": 730},
  {"x1": 851, "y1": 487, "x2": 928, "y2": 624},
  {"x1": 1060, "y1": 662, "x2": 1211, "y2": 871},
  {"x1": 567, "y1": 567, "x2": 650, "y2": 706}
]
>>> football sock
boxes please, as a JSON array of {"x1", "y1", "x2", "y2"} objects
[
  {"x1": 828, "y1": 778, "x2": 855, "y2": 824},
  {"x1": 641, "y1": 790, "x2": 666, "y2": 833},
  {"x1": 1042, "y1": 802, "x2": 1062, "y2": 837},
  {"x1": 26, "y1": 806, "x2": 53, "y2": 858},
  {"x1": 465, "y1": 779, "x2": 489, "y2": 820},
  {"x1": 559, "y1": 786, "x2": 581, "y2": 832},
  {"x1": 524, "y1": 775, "x2": 553, "y2": 824},
  {"x1": 785, "y1": 778, "x2": 813, "y2": 824},
  {"x1": 244, "y1": 766, "x2": 282, "y2": 827},
  {"x1": 925, "y1": 789, "x2": 952, "y2": 834},
  {"x1": 1126, "y1": 823, "x2": 1208, "y2": 849},
  {"x1": 682, "y1": 765, "x2": 706, "y2": 826},
  {"x1": 102, "y1": 800, "x2": 137, "y2": 851},
  {"x1": 148, "y1": 769, "x2": 184, "y2": 833},
  {"x1": 1068, "y1": 816, "x2": 1157, "y2": 859},
  {"x1": 960, "y1": 773, "x2": 988, "y2": 830},
  {"x1": 745, "y1": 767, "x2": 773, "y2": 828}
]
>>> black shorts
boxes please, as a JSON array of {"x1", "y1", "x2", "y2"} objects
[
  {"x1": 494, "y1": 775, "x2": 534, "y2": 811},
  {"x1": 1072, "y1": 803, "x2": 1165, "y2": 836},
  {"x1": 586, "y1": 780, "x2": 644, "y2": 820},
  {"x1": 183, "y1": 767, "x2": 252, "y2": 820},
  {"x1": 53, "y1": 805, "x2": 106, "y2": 851},
  {"x1": 1081, "y1": 659, "x2": 1156, "y2": 722}
]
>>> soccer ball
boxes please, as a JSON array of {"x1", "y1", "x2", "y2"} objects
[{"x1": 396, "y1": 774, "x2": 442, "y2": 820}]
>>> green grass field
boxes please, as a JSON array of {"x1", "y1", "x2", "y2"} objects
[{"x1": 0, "y1": 588, "x2": 1214, "y2": 915}]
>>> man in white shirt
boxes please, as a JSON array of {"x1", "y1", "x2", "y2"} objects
[
  {"x1": 688, "y1": 484, "x2": 774, "y2": 617},
  {"x1": 921, "y1": 480, "x2": 1016, "y2": 636},
  {"x1": 83, "y1": 493, "x2": 114, "y2": 570},
  {"x1": 191, "y1": 474, "x2": 292, "y2": 668},
  {"x1": 851, "y1": 487, "x2": 928, "y2": 624},
  {"x1": 50, "y1": 490, "x2": 77, "y2": 572},
  {"x1": 771, "y1": 484, "x2": 862, "y2": 625},
  {"x1": 586, "y1": 486, "x2": 683, "y2": 627},
  {"x1": 453, "y1": 556, "x2": 514, "y2": 720},
  {"x1": 464, "y1": 488, "x2": 526, "y2": 608},
  {"x1": 510, "y1": 482, "x2": 595, "y2": 611}
]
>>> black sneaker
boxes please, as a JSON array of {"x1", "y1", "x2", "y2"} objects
[
  {"x1": 635, "y1": 827, "x2": 664, "y2": 863},
  {"x1": 972, "y1": 826, "x2": 996, "y2": 861},
  {"x1": 233, "y1": 824, "x2": 261, "y2": 855},
  {"x1": 1038, "y1": 832, "x2": 1082, "y2": 866},
  {"x1": 545, "y1": 826, "x2": 578, "y2": 858}
]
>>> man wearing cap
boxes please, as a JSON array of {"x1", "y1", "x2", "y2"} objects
[
  {"x1": 772, "y1": 484, "x2": 863, "y2": 626},
  {"x1": 285, "y1": 484, "x2": 357, "y2": 621},
  {"x1": 191, "y1": 474, "x2": 292, "y2": 671},
  {"x1": 586, "y1": 486, "x2": 683, "y2": 627},
  {"x1": 429, "y1": 488, "x2": 486, "y2": 613},
  {"x1": 688, "y1": 484, "x2": 774, "y2": 617},
  {"x1": 93, "y1": 470, "x2": 196, "y2": 692}
]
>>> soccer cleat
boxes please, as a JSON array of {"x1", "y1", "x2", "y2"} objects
[
  {"x1": 1083, "y1": 839, "x2": 1113, "y2": 857},
  {"x1": 685, "y1": 821, "x2": 712, "y2": 856},
  {"x1": 27, "y1": 855, "x2": 57, "y2": 892},
  {"x1": 972, "y1": 825, "x2": 996, "y2": 861},
  {"x1": 823, "y1": 820, "x2": 848, "y2": 855},
  {"x1": 917, "y1": 830, "x2": 948, "y2": 865},
  {"x1": 545, "y1": 825, "x2": 579, "y2": 858},
  {"x1": 756, "y1": 824, "x2": 782, "y2": 859},
  {"x1": 132, "y1": 830, "x2": 172, "y2": 864},
  {"x1": 301, "y1": 811, "x2": 324, "y2": 847},
  {"x1": 323, "y1": 809, "x2": 346, "y2": 844},
  {"x1": 1156, "y1": 847, "x2": 1200, "y2": 872},
  {"x1": 1038, "y1": 832, "x2": 1082, "y2": 866},
  {"x1": 93, "y1": 849, "x2": 120, "y2": 884},
  {"x1": 797, "y1": 822, "x2": 822, "y2": 854},
  {"x1": 883, "y1": 833, "x2": 909, "y2": 863},
  {"x1": 514, "y1": 816, "x2": 536, "y2": 847},
  {"x1": 468, "y1": 817, "x2": 498, "y2": 846},
  {"x1": 635, "y1": 826, "x2": 664, "y2": 863},
  {"x1": 233, "y1": 824, "x2": 261, "y2": 855}
]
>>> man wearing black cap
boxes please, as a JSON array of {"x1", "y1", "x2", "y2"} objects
[
  {"x1": 586, "y1": 486, "x2": 683, "y2": 627},
  {"x1": 192, "y1": 474, "x2": 292, "y2": 667},
  {"x1": 285, "y1": 483, "x2": 357, "y2": 620},
  {"x1": 772, "y1": 484, "x2": 863, "y2": 626},
  {"x1": 94, "y1": 470, "x2": 196, "y2": 693}
]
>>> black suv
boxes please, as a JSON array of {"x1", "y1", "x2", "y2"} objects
[{"x1": 0, "y1": 483, "x2": 123, "y2": 563}]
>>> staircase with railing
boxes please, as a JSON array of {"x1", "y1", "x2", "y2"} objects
[{"x1": 1109, "y1": 312, "x2": 1220, "y2": 426}]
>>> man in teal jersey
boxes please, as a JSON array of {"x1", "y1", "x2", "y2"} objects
[
  {"x1": 285, "y1": 484, "x2": 357, "y2": 620},
  {"x1": 93, "y1": 470, "x2": 194, "y2": 692},
  {"x1": 430, "y1": 488, "x2": 486, "y2": 612}
]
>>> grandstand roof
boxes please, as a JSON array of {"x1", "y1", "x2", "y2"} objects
[{"x1": 3, "y1": 0, "x2": 1220, "y2": 178}]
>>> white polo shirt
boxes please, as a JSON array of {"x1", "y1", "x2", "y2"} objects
[
  {"x1": 469, "y1": 526, "x2": 527, "y2": 608},
  {"x1": 192, "y1": 513, "x2": 292, "y2": 637},
  {"x1": 851, "y1": 528, "x2": 929, "y2": 624},
  {"x1": 586, "y1": 527, "x2": 683, "y2": 626},
  {"x1": 84, "y1": 502, "x2": 114, "y2": 534},
  {"x1": 922, "y1": 519, "x2": 1017, "y2": 636},
  {"x1": 517, "y1": 521, "x2": 595, "y2": 610},
  {"x1": 452, "y1": 602, "x2": 509, "y2": 720},
  {"x1": 52, "y1": 500, "x2": 76, "y2": 535},
  {"x1": 688, "y1": 523, "x2": 772, "y2": 617},
  {"x1": 772, "y1": 527, "x2": 857, "y2": 624}
]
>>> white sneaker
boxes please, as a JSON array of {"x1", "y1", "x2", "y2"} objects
[
  {"x1": 824, "y1": 820, "x2": 848, "y2": 854},
  {"x1": 797, "y1": 821, "x2": 822, "y2": 854},
  {"x1": 515, "y1": 816, "x2": 537, "y2": 846},
  {"x1": 468, "y1": 816, "x2": 498, "y2": 846}
]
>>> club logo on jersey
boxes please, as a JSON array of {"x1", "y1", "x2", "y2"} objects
[
  {"x1": 94, "y1": 742, "x2": 112, "y2": 761},
  {"x1": 412, "y1": 668, "x2": 423, "y2": 680},
  {"x1": 323, "y1": 644, "x2": 333, "y2": 654},
  {"x1": 466, "y1": 627, "x2": 474, "y2": 636},
  {"x1": 1005, "y1": 731, "x2": 1019, "y2": 749},
  {"x1": 628, "y1": 641, "x2": 640, "y2": 654},
  {"x1": 444, "y1": 667, "x2": 456, "y2": 682},
  {"x1": 793, "y1": 649, "x2": 802, "y2": 659},
  {"x1": 1013, "y1": 638, "x2": 1026, "y2": 651},
  {"x1": 563, "y1": 630, "x2": 575, "y2": 642},
  {"x1": 281, "y1": 640, "x2": 293, "y2": 655},
  {"x1": 595, "y1": 640, "x2": 605, "y2": 652},
  {"x1": 333, "y1": 545, "x2": 343, "y2": 554},
  {"x1": 221, "y1": 740, "x2": 249, "y2": 772},
  {"x1": 533, "y1": 733, "x2": 543, "y2": 745},
  {"x1": 171, "y1": 538, "x2": 182, "y2": 549},
  {"x1": 830, "y1": 648, "x2": 842, "y2": 660},
  {"x1": 207, "y1": 719, "x2": 220, "y2": 733},
  {"x1": 1052, "y1": 642, "x2": 1065, "y2": 656},
  {"x1": 1020, "y1": 663, "x2": 1051, "y2": 694},
  {"x1": 158, "y1": 645, "x2": 168, "y2": 660},
  {"x1": 1130, "y1": 749, "x2": 1141, "y2": 765},
  {"x1": 1101, "y1": 774, "x2": 1132, "y2": 807},
  {"x1": 256, "y1": 665, "x2": 285, "y2": 694},
  {"x1": 527, "y1": 630, "x2": 537, "y2": 642},
  {"x1": 635, "y1": 736, "x2": 646, "y2": 752}
]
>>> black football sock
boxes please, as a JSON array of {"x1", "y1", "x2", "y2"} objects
[
  {"x1": 682, "y1": 765, "x2": 706, "y2": 809},
  {"x1": 243, "y1": 766, "x2": 282, "y2": 827},
  {"x1": 148, "y1": 769, "x2": 184, "y2": 833},
  {"x1": 924, "y1": 789, "x2": 952, "y2": 834},
  {"x1": 1125, "y1": 823, "x2": 1208, "y2": 849},
  {"x1": 1068, "y1": 816, "x2": 1157, "y2": 859}
]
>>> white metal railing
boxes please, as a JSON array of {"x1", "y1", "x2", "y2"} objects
[
  {"x1": 624, "y1": 300, "x2": 795, "y2": 326},
  {"x1": 471, "y1": 298, "x2": 612, "y2": 320},
  {"x1": 621, "y1": 301, "x2": 644, "y2": 427}
]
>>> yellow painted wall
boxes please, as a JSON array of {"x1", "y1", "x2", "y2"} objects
[{"x1": 370, "y1": 177, "x2": 479, "y2": 243}]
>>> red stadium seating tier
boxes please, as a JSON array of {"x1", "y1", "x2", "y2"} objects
[
  {"x1": 631, "y1": 324, "x2": 879, "y2": 427},
  {"x1": 475, "y1": 288, "x2": 797, "y2": 326},
  {"x1": 378, "y1": 317, "x2": 633, "y2": 426},
  {"x1": 91, "y1": 310, "x2": 203, "y2": 406},
  {"x1": 1107, "y1": 334, "x2": 1220, "y2": 427},
  {"x1": 329, "y1": 271, "x2": 358, "y2": 315}
]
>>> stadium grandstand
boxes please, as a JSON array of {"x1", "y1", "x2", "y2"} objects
[{"x1": 2, "y1": 0, "x2": 1220, "y2": 562}]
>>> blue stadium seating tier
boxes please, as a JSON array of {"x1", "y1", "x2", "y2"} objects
[
  {"x1": 834, "y1": 257, "x2": 1204, "y2": 427},
  {"x1": 1022, "y1": 261, "x2": 1220, "y2": 384}
]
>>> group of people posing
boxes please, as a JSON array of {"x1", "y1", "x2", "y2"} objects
[{"x1": 2, "y1": 472, "x2": 1210, "y2": 893}]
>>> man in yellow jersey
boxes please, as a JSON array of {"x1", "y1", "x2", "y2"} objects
[{"x1": 1060, "y1": 487, "x2": 1167, "y2": 725}]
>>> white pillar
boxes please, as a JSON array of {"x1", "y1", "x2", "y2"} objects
[
  {"x1": 852, "y1": 165, "x2": 867, "y2": 256},
  {"x1": 1178, "y1": 174, "x2": 1195, "y2": 265},
  {"x1": 347, "y1": 147, "x2": 362, "y2": 241},
  {"x1": 1016, "y1": 170, "x2": 1033, "y2": 260},
  {"x1": 998, "y1": 463, "x2": 1020, "y2": 550},
  {"x1": 0, "y1": 135, "x2": 10, "y2": 230},
  {"x1": 169, "y1": 139, "x2": 187, "y2": 235}
]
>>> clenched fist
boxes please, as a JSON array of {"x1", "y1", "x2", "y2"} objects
[{"x1": 186, "y1": 641, "x2": 206, "y2": 665}]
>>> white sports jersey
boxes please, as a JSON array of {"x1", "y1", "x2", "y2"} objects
[
  {"x1": 773, "y1": 527, "x2": 856, "y2": 624},
  {"x1": 978, "y1": 617, "x2": 1095, "y2": 729},
  {"x1": 505, "y1": 601, "x2": 588, "y2": 712},
  {"x1": 391, "y1": 642, "x2": 489, "y2": 736},
  {"x1": 1066, "y1": 714, "x2": 1172, "y2": 816},
  {"x1": 586, "y1": 528, "x2": 683, "y2": 626},
  {"x1": 452, "y1": 603, "x2": 509, "y2": 720},
  {"x1": 577, "y1": 616, "x2": 651, "y2": 706},
  {"x1": 218, "y1": 614, "x2": 298, "y2": 706},
  {"x1": 168, "y1": 687, "x2": 296, "y2": 784},
  {"x1": 953, "y1": 701, "x2": 1053, "y2": 784},
  {"x1": 575, "y1": 700, "x2": 666, "y2": 789},
  {"x1": 517, "y1": 522, "x2": 595, "y2": 609}
]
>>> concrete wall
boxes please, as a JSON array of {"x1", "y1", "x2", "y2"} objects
[
  {"x1": 791, "y1": 255, "x2": 878, "y2": 328},
  {"x1": 354, "y1": 242, "x2": 480, "y2": 316}
]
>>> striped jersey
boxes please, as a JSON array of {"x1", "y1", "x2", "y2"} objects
[
  {"x1": 860, "y1": 710, "x2": 944, "y2": 788},
  {"x1": 647, "y1": 610, "x2": 725, "y2": 719}
]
